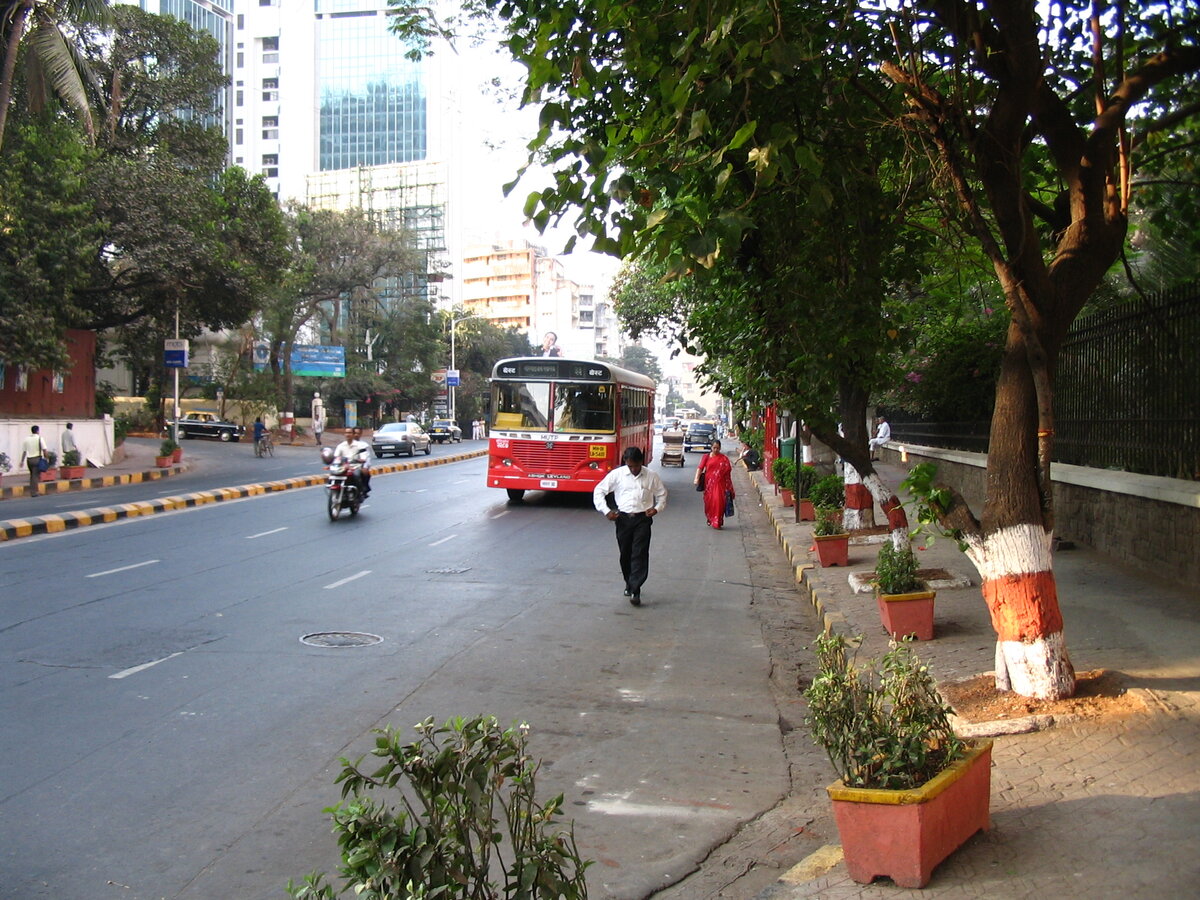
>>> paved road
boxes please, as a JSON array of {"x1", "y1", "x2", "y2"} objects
[{"x1": 0, "y1": 450, "x2": 804, "y2": 899}]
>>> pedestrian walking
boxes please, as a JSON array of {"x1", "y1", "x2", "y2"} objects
[
  {"x1": 694, "y1": 439, "x2": 735, "y2": 528},
  {"x1": 60, "y1": 422, "x2": 78, "y2": 460},
  {"x1": 592, "y1": 446, "x2": 667, "y2": 606},
  {"x1": 311, "y1": 392, "x2": 326, "y2": 445},
  {"x1": 18, "y1": 425, "x2": 47, "y2": 493}
]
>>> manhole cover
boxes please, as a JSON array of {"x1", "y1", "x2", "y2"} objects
[
  {"x1": 427, "y1": 566, "x2": 471, "y2": 575},
  {"x1": 300, "y1": 631, "x2": 383, "y2": 648}
]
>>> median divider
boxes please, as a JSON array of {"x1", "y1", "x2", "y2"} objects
[{"x1": 0, "y1": 447, "x2": 487, "y2": 542}]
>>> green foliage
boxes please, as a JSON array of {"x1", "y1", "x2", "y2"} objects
[
  {"x1": 0, "y1": 116, "x2": 100, "y2": 369},
  {"x1": 61, "y1": 449, "x2": 81, "y2": 467},
  {"x1": 95, "y1": 381, "x2": 117, "y2": 416},
  {"x1": 43, "y1": 449, "x2": 57, "y2": 468},
  {"x1": 804, "y1": 633, "x2": 965, "y2": 790},
  {"x1": 738, "y1": 427, "x2": 764, "y2": 456},
  {"x1": 797, "y1": 464, "x2": 819, "y2": 498},
  {"x1": 900, "y1": 463, "x2": 967, "y2": 552},
  {"x1": 874, "y1": 542, "x2": 921, "y2": 595},
  {"x1": 812, "y1": 505, "x2": 845, "y2": 537},
  {"x1": 288, "y1": 715, "x2": 591, "y2": 900},
  {"x1": 807, "y1": 473, "x2": 844, "y2": 509},
  {"x1": 0, "y1": 452, "x2": 11, "y2": 473},
  {"x1": 159, "y1": 438, "x2": 178, "y2": 457},
  {"x1": 771, "y1": 455, "x2": 795, "y2": 491}
]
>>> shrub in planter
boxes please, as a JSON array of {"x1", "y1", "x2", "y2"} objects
[
  {"x1": 60, "y1": 449, "x2": 86, "y2": 479},
  {"x1": 874, "y1": 542, "x2": 936, "y2": 640},
  {"x1": 808, "y1": 472, "x2": 845, "y2": 509},
  {"x1": 287, "y1": 715, "x2": 591, "y2": 899},
  {"x1": 797, "y1": 464, "x2": 819, "y2": 498},
  {"x1": 771, "y1": 455, "x2": 795, "y2": 489},
  {"x1": 812, "y1": 504, "x2": 850, "y2": 565},
  {"x1": 0, "y1": 451, "x2": 10, "y2": 483},
  {"x1": 812, "y1": 505, "x2": 845, "y2": 537},
  {"x1": 805, "y1": 633, "x2": 990, "y2": 888}
]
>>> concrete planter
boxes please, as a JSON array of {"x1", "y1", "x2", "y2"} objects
[
  {"x1": 172, "y1": 446, "x2": 183, "y2": 462},
  {"x1": 60, "y1": 466, "x2": 86, "y2": 480},
  {"x1": 39, "y1": 467, "x2": 59, "y2": 482},
  {"x1": 877, "y1": 589, "x2": 937, "y2": 641},
  {"x1": 798, "y1": 498, "x2": 815, "y2": 521},
  {"x1": 828, "y1": 740, "x2": 992, "y2": 888},
  {"x1": 780, "y1": 488, "x2": 794, "y2": 508},
  {"x1": 814, "y1": 533, "x2": 850, "y2": 567},
  {"x1": 154, "y1": 455, "x2": 173, "y2": 468}
]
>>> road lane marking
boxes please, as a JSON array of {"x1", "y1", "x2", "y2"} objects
[
  {"x1": 428, "y1": 535, "x2": 457, "y2": 547},
  {"x1": 490, "y1": 510, "x2": 509, "y2": 519},
  {"x1": 109, "y1": 651, "x2": 183, "y2": 680},
  {"x1": 246, "y1": 526, "x2": 288, "y2": 539},
  {"x1": 86, "y1": 559, "x2": 160, "y2": 578},
  {"x1": 324, "y1": 570, "x2": 372, "y2": 589}
]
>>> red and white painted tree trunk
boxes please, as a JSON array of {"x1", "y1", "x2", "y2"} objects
[
  {"x1": 959, "y1": 524, "x2": 1075, "y2": 698},
  {"x1": 858, "y1": 469, "x2": 910, "y2": 550},
  {"x1": 842, "y1": 465, "x2": 875, "y2": 531}
]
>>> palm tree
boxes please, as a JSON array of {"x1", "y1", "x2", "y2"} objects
[{"x1": 0, "y1": 0, "x2": 110, "y2": 150}]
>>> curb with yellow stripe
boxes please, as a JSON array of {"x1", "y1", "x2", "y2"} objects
[
  {"x1": 0, "y1": 463, "x2": 187, "y2": 500},
  {"x1": 0, "y1": 448, "x2": 486, "y2": 542}
]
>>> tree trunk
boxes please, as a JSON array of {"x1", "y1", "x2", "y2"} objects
[{"x1": 968, "y1": 324, "x2": 1075, "y2": 699}]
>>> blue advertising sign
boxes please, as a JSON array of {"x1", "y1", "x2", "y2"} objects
[
  {"x1": 164, "y1": 339, "x2": 189, "y2": 369},
  {"x1": 290, "y1": 345, "x2": 346, "y2": 377}
]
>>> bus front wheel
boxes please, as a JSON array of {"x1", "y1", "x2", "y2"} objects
[{"x1": 506, "y1": 489, "x2": 525, "y2": 502}]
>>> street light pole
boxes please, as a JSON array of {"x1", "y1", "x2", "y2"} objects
[{"x1": 449, "y1": 315, "x2": 471, "y2": 422}]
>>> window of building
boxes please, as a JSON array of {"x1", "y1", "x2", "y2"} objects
[
  {"x1": 263, "y1": 52, "x2": 279, "y2": 64},
  {"x1": 262, "y1": 167, "x2": 279, "y2": 178},
  {"x1": 237, "y1": 14, "x2": 244, "y2": 29},
  {"x1": 235, "y1": 128, "x2": 243, "y2": 145},
  {"x1": 236, "y1": 89, "x2": 243, "y2": 106},
  {"x1": 236, "y1": 51, "x2": 244, "y2": 68},
  {"x1": 262, "y1": 128, "x2": 279, "y2": 140},
  {"x1": 263, "y1": 77, "x2": 278, "y2": 89},
  {"x1": 262, "y1": 36, "x2": 279, "y2": 51},
  {"x1": 262, "y1": 88, "x2": 279, "y2": 101},
  {"x1": 263, "y1": 116, "x2": 279, "y2": 127}
]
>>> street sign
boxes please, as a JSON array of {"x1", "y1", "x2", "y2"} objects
[
  {"x1": 447, "y1": 368, "x2": 460, "y2": 387},
  {"x1": 164, "y1": 339, "x2": 189, "y2": 369}
]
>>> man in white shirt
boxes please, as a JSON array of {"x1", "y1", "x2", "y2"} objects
[
  {"x1": 18, "y1": 425, "x2": 47, "y2": 493},
  {"x1": 869, "y1": 415, "x2": 892, "y2": 459},
  {"x1": 592, "y1": 446, "x2": 668, "y2": 606},
  {"x1": 333, "y1": 427, "x2": 372, "y2": 497}
]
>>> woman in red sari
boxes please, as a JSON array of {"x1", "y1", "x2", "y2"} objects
[{"x1": 694, "y1": 439, "x2": 735, "y2": 528}]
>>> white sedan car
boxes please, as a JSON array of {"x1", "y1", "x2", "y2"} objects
[{"x1": 370, "y1": 422, "x2": 432, "y2": 458}]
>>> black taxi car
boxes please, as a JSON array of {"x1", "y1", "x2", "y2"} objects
[
  {"x1": 429, "y1": 419, "x2": 463, "y2": 443},
  {"x1": 172, "y1": 413, "x2": 244, "y2": 442}
]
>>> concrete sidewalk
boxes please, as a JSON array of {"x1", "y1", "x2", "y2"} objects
[
  {"x1": 747, "y1": 462, "x2": 1200, "y2": 898},
  {"x1": 0, "y1": 437, "x2": 188, "y2": 501}
]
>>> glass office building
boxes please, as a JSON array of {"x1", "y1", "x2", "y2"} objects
[{"x1": 315, "y1": 2, "x2": 427, "y2": 171}]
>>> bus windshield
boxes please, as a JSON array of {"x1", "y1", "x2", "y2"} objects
[
  {"x1": 554, "y1": 383, "x2": 614, "y2": 433},
  {"x1": 491, "y1": 382, "x2": 551, "y2": 430},
  {"x1": 490, "y1": 381, "x2": 615, "y2": 432}
]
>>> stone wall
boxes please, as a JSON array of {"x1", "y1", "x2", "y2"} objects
[{"x1": 880, "y1": 444, "x2": 1200, "y2": 585}]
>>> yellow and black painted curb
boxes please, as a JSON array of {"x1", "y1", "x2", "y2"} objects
[
  {"x1": 0, "y1": 463, "x2": 186, "y2": 500},
  {"x1": 0, "y1": 448, "x2": 487, "y2": 542}
]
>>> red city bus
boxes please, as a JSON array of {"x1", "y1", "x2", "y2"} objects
[{"x1": 487, "y1": 357, "x2": 656, "y2": 500}]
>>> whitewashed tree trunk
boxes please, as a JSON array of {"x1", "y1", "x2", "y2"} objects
[
  {"x1": 860, "y1": 470, "x2": 909, "y2": 550},
  {"x1": 960, "y1": 524, "x2": 1076, "y2": 699},
  {"x1": 842, "y1": 464, "x2": 875, "y2": 530}
]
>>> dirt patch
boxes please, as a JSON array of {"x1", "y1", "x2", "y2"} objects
[{"x1": 939, "y1": 669, "x2": 1146, "y2": 723}]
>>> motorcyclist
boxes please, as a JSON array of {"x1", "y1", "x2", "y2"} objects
[{"x1": 332, "y1": 427, "x2": 371, "y2": 498}]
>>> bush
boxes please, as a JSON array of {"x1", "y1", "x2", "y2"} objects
[
  {"x1": 812, "y1": 505, "x2": 845, "y2": 536},
  {"x1": 772, "y1": 455, "x2": 795, "y2": 489},
  {"x1": 160, "y1": 438, "x2": 179, "y2": 456},
  {"x1": 808, "y1": 473, "x2": 844, "y2": 508},
  {"x1": 874, "y1": 542, "x2": 922, "y2": 594},
  {"x1": 797, "y1": 464, "x2": 819, "y2": 497},
  {"x1": 62, "y1": 449, "x2": 81, "y2": 467},
  {"x1": 805, "y1": 633, "x2": 965, "y2": 790},
  {"x1": 0, "y1": 452, "x2": 10, "y2": 473},
  {"x1": 288, "y1": 715, "x2": 591, "y2": 899}
]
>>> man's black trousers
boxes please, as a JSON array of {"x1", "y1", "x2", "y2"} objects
[{"x1": 614, "y1": 512, "x2": 653, "y2": 594}]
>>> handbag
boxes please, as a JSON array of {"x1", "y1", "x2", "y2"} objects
[
  {"x1": 725, "y1": 491, "x2": 735, "y2": 517},
  {"x1": 36, "y1": 456, "x2": 48, "y2": 473},
  {"x1": 695, "y1": 470, "x2": 706, "y2": 492}
]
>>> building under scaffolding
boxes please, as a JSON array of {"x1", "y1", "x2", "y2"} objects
[{"x1": 306, "y1": 161, "x2": 450, "y2": 308}]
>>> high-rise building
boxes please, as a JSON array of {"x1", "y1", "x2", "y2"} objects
[{"x1": 233, "y1": 0, "x2": 457, "y2": 304}]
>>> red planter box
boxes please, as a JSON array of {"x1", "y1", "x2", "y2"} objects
[
  {"x1": 798, "y1": 498, "x2": 815, "y2": 521},
  {"x1": 781, "y1": 489, "x2": 794, "y2": 508},
  {"x1": 877, "y1": 589, "x2": 936, "y2": 641},
  {"x1": 814, "y1": 533, "x2": 849, "y2": 566},
  {"x1": 828, "y1": 740, "x2": 992, "y2": 888}
]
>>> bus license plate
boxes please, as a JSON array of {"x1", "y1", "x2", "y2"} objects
[
  {"x1": 539, "y1": 480, "x2": 559, "y2": 489},
  {"x1": 589, "y1": 445, "x2": 606, "y2": 458}
]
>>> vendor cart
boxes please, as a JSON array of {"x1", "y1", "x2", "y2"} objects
[{"x1": 660, "y1": 430, "x2": 685, "y2": 466}]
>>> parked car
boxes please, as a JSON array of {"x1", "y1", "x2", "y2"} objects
[
  {"x1": 429, "y1": 419, "x2": 463, "y2": 443},
  {"x1": 171, "y1": 413, "x2": 244, "y2": 442},
  {"x1": 371, "y1": 421, "x2": 431, "y2": 457},
  {"x1": 683, "y1": 421, "x2": 717, "y2": 452}
]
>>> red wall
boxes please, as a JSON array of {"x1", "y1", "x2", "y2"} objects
[{"x1": 0, "y1": 330, "x2": 96, "y2": 418}]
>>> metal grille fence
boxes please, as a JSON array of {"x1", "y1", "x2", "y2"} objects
[{"x1": 889, "y1": 283, "x2": 1200, "y2": 481}]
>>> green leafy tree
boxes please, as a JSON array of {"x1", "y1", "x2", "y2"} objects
[
  {"x1": 403, "y1": 0, "x2": 1200, "y2": 700},
  {"x1": 0, "y1": 115, "x2": 99, "y2": 369}
]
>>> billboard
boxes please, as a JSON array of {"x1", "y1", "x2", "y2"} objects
[{"x1": 253, "y1": 344, "x2": 346, "y2": 377}]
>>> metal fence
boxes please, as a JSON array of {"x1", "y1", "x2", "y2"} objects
[{"x1": 889, "y1": 283, "x2": 1200, "y2": 481}]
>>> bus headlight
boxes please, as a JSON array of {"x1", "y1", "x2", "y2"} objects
[{"x1": 588, "y1": 461, "x2": 600, "y2": 469}]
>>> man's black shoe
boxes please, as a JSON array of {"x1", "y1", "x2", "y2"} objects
[
  {"x1": 623, "y1": 587, "x2": 632, "y2": 597},
  {"x1": 630, "y1": 593, "x2": 641, "y2": 607}
]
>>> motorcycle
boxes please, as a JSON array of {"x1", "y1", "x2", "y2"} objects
[{"x1": 321, "y1": 447, "x2": 364, "y2": 520}]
